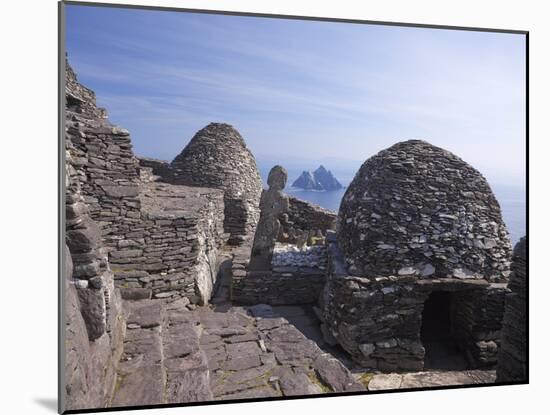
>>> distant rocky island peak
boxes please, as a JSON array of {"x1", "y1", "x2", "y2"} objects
[{"x1": 291, "y1": 165, "x2": 343, "y2": 191}]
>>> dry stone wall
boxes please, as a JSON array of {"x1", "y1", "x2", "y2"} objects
[
  {"x1": 65, "y1": 62, "x2": 227, "y2": 304},
  {"x1": 231, "y1": 249, "x2": 326, "y2": 305},
  {"x1": 66, "y1": 63, "x2": 142, "y2": 250},
  {"x1": 323, "y1": 141, "x2": 512, "y2": 371},
  {"x1": 64, "y1": 122, "x2": 126, "y2": 410},
  {"x1": 321, "y1": 233, "x2": 507, "y2": 371},
  {"x1": 278, "y1": 196, "x2": 337, "y2": 245},
  {"x1": 497, "y1": 237, "x2": 527, "y2": 382},
  {"x1": 113, "y1": 179, "x2": 226, "y2": 304},
  {"x1": 169, "y1": 123, "x2": 263, "y2": 246}
]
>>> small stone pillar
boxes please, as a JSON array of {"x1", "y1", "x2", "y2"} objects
[{"x1": 249, "y1": 166, "x2": 290, "y2": 271}]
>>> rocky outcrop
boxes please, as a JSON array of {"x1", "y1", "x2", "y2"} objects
[
  {"x1": 497, "y1": 237, "x2": 527, "y2": 382},
  {"x1": 323, "y1": 141, "x2": 512, "y2": 372},
  {"x1": 313, "y1": 165, "x2": 343, "y2": 190},
  {"x1": 291, "y1": 165, "x2": 343, "y2": 191},
  {"x1": 169, "y1": 123, "x2": 263, "y2": 246},
  {"x1": 292, "y1": 171, "x2": 320, "y2": 190}
]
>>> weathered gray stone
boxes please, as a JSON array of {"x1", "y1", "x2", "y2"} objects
[
  {"x1": 323, "y1": 140, "x2": 512, "y2": 372},
  {"x1": 249, "y1": 166, "x2": 290, "y2": 271},
  {"x1": 368, "y1": 373, "x2": 403, "y2": 391},
  {"x1": 120, "y1": 288, "x2": 152, "y2": 301},
  {"x1": 168, "y1": 123, "x2": 263, "y2": 246},
  {"x1": 279, "y1": 371, "x2": 323, "y2": 396},
  {"x1": 312, "y1": 355, "x2": 365, "y2": 392},
  {"x1": 497, "y1": 237, "x2": 527, "y2": 382}
]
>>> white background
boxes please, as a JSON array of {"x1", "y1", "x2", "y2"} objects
[{"x1": 0, "y1": 0, "x2": 545, "y2": 414}]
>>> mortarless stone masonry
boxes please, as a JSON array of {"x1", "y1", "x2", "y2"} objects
[
  {"x1": 65, "y1": 91, "x2": 126, "y2": 409},
  {"x1": 169, "y1": 123, "x2": 263, "y2": 246},
  {"x1": 65, "y1": 62, "x2": 226, "y2": 304},
  {"x1": 338, "y1": 140, "x2": 512, "y2": 279},
  {"x1": 278, "y1": 196, "x2": 337, "y2": 245},
  {"x1": 323, "y1": 140, "x2": 512, "y2": 371},
  {"x1": 64, "y1": 60, "x2": 524, "y2": 409},
  {"x1": 497, "y1": 236, "x2": 527, "y2": 382}
]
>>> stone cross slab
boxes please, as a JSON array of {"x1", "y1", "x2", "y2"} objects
[{"x1": 249, "y1": 165, "x2": 290, "y2": 271}]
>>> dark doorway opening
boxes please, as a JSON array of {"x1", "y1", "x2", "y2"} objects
[{"x1": 421, "y1": 291, "x2": 469, "y2": 370}]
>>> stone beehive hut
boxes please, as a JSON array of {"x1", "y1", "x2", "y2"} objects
[
  {"x1": 338, "y1": 140, "x2": 511, "y2": 279},
  {"x1": 170, "y1": 123, "x2": 263, "y2": 245},
  {"x1": 322, "y1": 140, "x2": 512, "y2": 372}
]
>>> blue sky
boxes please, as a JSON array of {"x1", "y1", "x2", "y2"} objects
[{"x1": 66, "y1": 4, "x2": 526, "y2": 188}]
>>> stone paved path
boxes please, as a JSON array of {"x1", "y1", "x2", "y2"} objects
[
  {"x1": 110, "y1": 299, "x2": 497, "y2": 407},
  {"x1": 365, "y1": 370, "x2": 496, "y2": 391},
  {"x1": 110, "y1": 300, "x2": 365, "y2": 407}
]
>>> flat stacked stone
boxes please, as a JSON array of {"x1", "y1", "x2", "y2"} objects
[
  {"x1": 278, "y1": 196, "x2": 337, "y2": 246},
  {"x1": 169, "y1": 123, "x2": 263, "y2": 246},
  {"x1": 65, "y1": 62, "x2": 142, "y2": 250},
  {"x1": 497, "y1": 236, "x2": 527, "y2": 382},
  {"x1": 64, "y1": 107, "x2": 126, "y2": 410},
  {"x1": 114, "y1": 181, "x2": 227, "y2": 304},
  {"x1": 323, "y1": 140, "x2": 512, "y2": 371},
  {"x1": 338, "y1": 140, "x2": 511, "y2": 279},
  {"x1": 66, "y1": 62, "x2": 227, "y2": 305}
]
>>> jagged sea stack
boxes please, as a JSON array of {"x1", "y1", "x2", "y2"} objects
[
  {"x1": 170, "y1": 123, "x2": 263, "y2": 245},
  {"x1": 497, "y1": 236, "x2": 527, "y2": 382},
  {"x1": 322, "y1": 140, "x2": 512, "y2": 371}
]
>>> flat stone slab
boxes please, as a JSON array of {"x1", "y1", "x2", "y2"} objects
[
  {"x1": 313, "y1": 355, "x2": 365, "y2": 392},
  {"x1": 112, "y1": 300, "x2": 382, "y2": 406},
  {"x1": 279, "y1": 370, "x2": 323, "y2": 396},
  {"x1": 111, "y1": 365, "x2": 164, "y2": 408},
  {"x1": 400, "y1": 370, "x2": 496, "y2": 389},
  {"x1": 368, "y1": 370, "x2": 496, "y2": 391},
  {"x1": 126, "y1": 301, "x2": 163, "y2": 328},
  {"x1": 368, "y1": 373, "x2": 403, "y2": 391}
]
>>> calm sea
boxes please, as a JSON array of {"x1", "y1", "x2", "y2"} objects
[{"x1": 259, "y1": 165, "x2": 526, "y2": 245}]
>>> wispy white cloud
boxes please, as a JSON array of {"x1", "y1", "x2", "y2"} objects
[{"x1": 67, "y1": 7, "x2": 525, "y2": 186}]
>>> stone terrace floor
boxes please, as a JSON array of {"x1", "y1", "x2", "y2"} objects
[{"x1": 110, "y1": 296, "x2": 496, "y2": 408}]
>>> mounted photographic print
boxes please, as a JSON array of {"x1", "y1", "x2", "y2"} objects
[{"x1": 59, "y1": 1, "x2": 528, "y2": 413}]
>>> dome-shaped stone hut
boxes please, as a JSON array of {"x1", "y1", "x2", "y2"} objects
[
  {"x1": 170, "y1": 123, "x2": 263, "y2": 245},
  {"x1": 322, "y1": 140, "x2": 512, "y2": 372}
]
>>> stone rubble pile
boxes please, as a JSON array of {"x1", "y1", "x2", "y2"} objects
[
  {"x1": 497, "y1": 237, "x2": 527, "y2": 382},
  {"x1": 272, "y1": 244, "x2": 327, "y2": 269}
]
